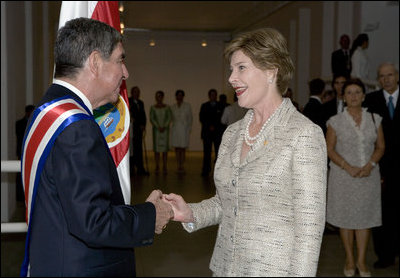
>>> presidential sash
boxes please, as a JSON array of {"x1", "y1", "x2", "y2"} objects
[{"x1": 20, "y1": 96, "x2": 92, "y2": 277}]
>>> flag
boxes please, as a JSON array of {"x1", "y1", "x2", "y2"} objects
[{"x1": 58, "y1": 1, "x2": 131, "y2": 204}]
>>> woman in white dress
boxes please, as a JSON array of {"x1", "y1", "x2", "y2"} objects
[
  {"x1": 326, "y1": 78, "x2": 385, "y2": 277},
  {"x1": 350, "y1": 33, "x2": 370, "y2": 80},
  {"x1": 170, "y1": 90, "x2": 192, "y2": 173}
]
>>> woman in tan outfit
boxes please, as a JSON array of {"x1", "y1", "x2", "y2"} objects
[{"x1": 164, "y1": 28, "x2": 327, "y2": 276}]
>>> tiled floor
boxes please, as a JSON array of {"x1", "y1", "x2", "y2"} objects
[{"x1": 2, "y1": 151, "x2": 399, "y2": 277}]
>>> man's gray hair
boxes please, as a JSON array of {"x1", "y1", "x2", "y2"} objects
[{"x1": 54, "y1": 17, "x2": 122, "y2": 78}]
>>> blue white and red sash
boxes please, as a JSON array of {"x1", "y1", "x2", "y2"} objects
[{"x1": 20, "y1": 95, "x2": 92, "y2": 277}]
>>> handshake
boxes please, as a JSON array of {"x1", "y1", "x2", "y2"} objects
[{"x1": 145, "y1": 190, "x2": 194, "y2": 234}]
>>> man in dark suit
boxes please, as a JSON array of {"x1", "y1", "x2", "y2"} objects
[
  {"x1": 15, "y1": 104, "x2": 35, "y2": 202},
  {"x1": 322, "y1": 74, "x2": 347, "y2": 128},
  {"x1": 363, "y1": 62, "x2": 399, "y2": 269},
  {"x1": 199, "y1": 88, "x2": 225, "y2": 177},
  {"x1": 129, "y1": 86, "x2": 149, "y2": 176},
  {"x1": 303, "y1": 78, "x2": 326, "y2": 134},
  {"x1": 331, "y1": 34, "x2": 351, "y2": 78},
  {"x1": 20, "y1": 18, "x2": 173, "y2": 277}
]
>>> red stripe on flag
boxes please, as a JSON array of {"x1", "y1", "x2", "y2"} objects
[
  {"x1": 91, "y1": 1, "x2": 120, "y2": 31},
  {"x1": 90, "y1": 1, "x2": 130, "y2": 168},
  {"x1": 109, "y1": 124, "x2": 130, "y2": 166}
]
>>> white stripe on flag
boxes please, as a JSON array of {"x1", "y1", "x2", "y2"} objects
[{"x1": 58, "y1": 1, "x2": 98, "y2": 28}]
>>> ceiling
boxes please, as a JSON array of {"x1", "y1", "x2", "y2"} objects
[{"x1": 120, "y1": 1, "x2": 290, "y2": 34}]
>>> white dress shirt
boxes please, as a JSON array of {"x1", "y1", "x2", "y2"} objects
[{"x1": 383, "y1": 88, "x2": 398, "y2": 109}]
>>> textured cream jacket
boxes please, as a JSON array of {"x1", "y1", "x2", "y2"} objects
[{"x1": 184, "y1": 98, "x2": 327, "y2": 276}]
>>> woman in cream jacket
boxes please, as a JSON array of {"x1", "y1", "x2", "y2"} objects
[{"x1": 164, "y1": 28, "x2": 327, "y2": 277}]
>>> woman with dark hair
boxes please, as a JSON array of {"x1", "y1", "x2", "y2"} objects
[
  {"x1": 326, "y1": 78, "x2": 385, "y2": 277},
  {"x1": 350, "y1": 34, "x2": 370, "y2": 80}
]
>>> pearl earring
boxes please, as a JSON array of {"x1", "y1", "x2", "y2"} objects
[{"x1": 269, "y1": 79, "x2": 273, "y2": 84}]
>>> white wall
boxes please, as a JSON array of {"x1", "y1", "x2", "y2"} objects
[{"x1": 124, "y1": 30, "x2": 231, "y2": 151}]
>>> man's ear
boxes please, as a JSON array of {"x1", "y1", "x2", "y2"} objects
[{"x1": 88, "y1": 51, "x2": 101, "y2": 76}]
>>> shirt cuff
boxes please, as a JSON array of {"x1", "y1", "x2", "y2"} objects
[{"x1": 182, "y1": 222, "x2": 196, "y2": 233}]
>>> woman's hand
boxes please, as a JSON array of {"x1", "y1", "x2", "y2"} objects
[
  {"x1": 162, "y1": 193, "x2": 194, "y2": 223},
  {"x1": 358, "y1": 163, "x2": 373, "y2": 178},
  {"x1": 344, "y1": 165, "x2": 362, "y2": 177}
]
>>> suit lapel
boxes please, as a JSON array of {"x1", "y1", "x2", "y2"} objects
[
  {"x1": 377, "y1": 90, "x2": 390, "y2": 119},
  {"x1": 394, "y1": 92, "x2": 400, "y2": 120}
]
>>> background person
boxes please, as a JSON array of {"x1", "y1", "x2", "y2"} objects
[
  {"x1": 150, "y1": 90, "x2": 172, "y2": 175},
  {"x1": 331, "y1": 34, "x2": 352, "y2": 78},
  {"x1": 221, "y1": 93, "x2": 248, "y2": 126},
  {"x1": 164, "y1": 27, "x2": 327, "y2": 276},
  {"x1": 129, "y1": 86, "x2": 149, "y2": 176},
  {"x1": 322, "y1": 74, "x2": 348, "y2": 125},
  {"x1": 363, "y1": 62, "x2": 399, "y2": 269},
  {"x1": 326, "y1": 78, "x2": 385, "y2": 277},
  {"x1": 170, "y1": 89, "x2": 193, "y2": 174},
  {"x1": 199, "y1": 88, "x2": 225, "y2": 177},
  {"x1": 350, "y1": 33, "x2": 370, "y2": 80},
  {"x1": 302, "y1": 78, "x2": 326, "y2": 134}
]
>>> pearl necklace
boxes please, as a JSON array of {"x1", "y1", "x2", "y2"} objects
[{"x1": 244, "y1": 111, "x2": 274, "y2": 147}]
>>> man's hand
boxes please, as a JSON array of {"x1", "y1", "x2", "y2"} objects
[{"x1": 146, "y1": 190, "x2": 174, "y2": 234}]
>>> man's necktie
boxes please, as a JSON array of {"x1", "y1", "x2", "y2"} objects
[
  {"x1": 337, "y1": 100, "x2": 344, "y2": 113},
  {"x1": 388, "y1": 96, "x2": 395, "y2": 119}
]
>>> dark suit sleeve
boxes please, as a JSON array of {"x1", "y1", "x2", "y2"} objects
[
  {"x1": 140, "y1": 100, "x2": 147, "y2": 127},
  {"x1": 199, "y1": 103, "x2": 206, "y2": 124},
  {"x1": 16, "y1": 119, "x2": 25, "y2": 158},
  {"x1": 331, "y1": 51, "x2": 337, "y2": 74},
  {"x1": 303, "y1": 100, "x2": 326, "y2": 134},
  {"x1": 50, "y1": 119, "x2": 155, "y2": 248}
]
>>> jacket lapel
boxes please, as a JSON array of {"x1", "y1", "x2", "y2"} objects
[
  {"x1": 230, "y1": 112, "x2": 248, "y2": 168},
  {"x1": 235, "y1": 98, "x2": 295, "y2": 168}
]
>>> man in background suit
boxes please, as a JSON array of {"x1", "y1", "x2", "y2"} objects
[
  {"x1": 363, "y1": 62, "x2": 399, "y2": 269},
  {"x1": 199, "y1": 88, "x2": 225, "y2": 177},
  {"x1": 15, "y1": 104, "x2": 35, "y2": 202},
  {"x1": 322, "y1": 74, "x2": 347, "y2": 127},
  {"x1": 129, "y1": 86, "x2": 149, "y2": 176},
  {"x1": 21, "y1": 18, "x2": 173, "y2": 276},
  {"x1": 331, "y1": 34, "x2": 351, "y2": 78},
  {"x1": 303, "y1": 78, "x2": 326, "y2": 134}
]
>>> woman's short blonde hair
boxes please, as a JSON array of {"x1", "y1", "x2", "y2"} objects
[{"x1": 224, "y1": 28, "x2": 294, "y2": 95}]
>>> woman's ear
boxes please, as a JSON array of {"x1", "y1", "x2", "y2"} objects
[{"x1": 267, "y1": 68, "x2": 278, "y2": 84}]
